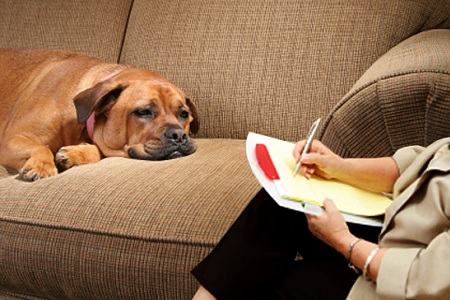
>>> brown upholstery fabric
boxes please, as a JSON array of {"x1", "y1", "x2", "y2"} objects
[
  {"x1": 0, "y1": 140, "x2": 261, "y2": 299},
  {"x1": 0, "y1": 0, "x2": 133, "y2": 62},
  {"x1": 0, "y1": 0, "x2": 450, "y2": 299},
  {"x1": 321, "y1": 30, "x2": 450, "y2": 158},
  {"x1": 121, "y1": 0, "x2": 450, "y2": 142}
]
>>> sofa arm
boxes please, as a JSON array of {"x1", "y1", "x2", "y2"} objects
[{"x1": 320, "y1": 29, "x2": 450, "y2": 158}]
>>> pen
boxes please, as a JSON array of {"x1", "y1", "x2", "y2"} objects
[{"x1": 293, "y1": 118, "x2": 321, "y2": 177}]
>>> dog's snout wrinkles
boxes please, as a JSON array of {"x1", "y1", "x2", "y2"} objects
[{"x1": 165, "y1": 128, "x2": 187, "y2": 144}]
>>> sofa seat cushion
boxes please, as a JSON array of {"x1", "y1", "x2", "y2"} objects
[{"x1": 0, "y1": 139, "x2": 261, "y2": 299}]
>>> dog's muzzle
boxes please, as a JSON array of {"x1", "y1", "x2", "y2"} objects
[
  {"x1": 128, "y1": 128, "x2": 196, "y2": 160},
  {"x1": 163, "y1": 128, "x2": 193, "y2": 159}
]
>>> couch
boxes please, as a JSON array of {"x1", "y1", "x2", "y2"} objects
[{"x1": 0, "y1": 1, "x2": 449, "y2": 299}]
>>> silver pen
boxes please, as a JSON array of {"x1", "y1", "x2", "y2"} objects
[{"x1": 293, "y1": 118, "x2": 321, "y2": 177}]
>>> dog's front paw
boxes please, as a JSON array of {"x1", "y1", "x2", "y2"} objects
[
  {"x1": 55, "y1": 144, "x2": 102, "y2": 172},
  {"x1": 20, "y1": 159, "x2": 58, "y2": 181},
  {"x1": 55, "y1": 148, "x2": 74, "y2": 172}
]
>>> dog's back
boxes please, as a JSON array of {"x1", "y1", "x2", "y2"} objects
[
  {"x1": 0, "y1": 49, "x2": 120, "y2": 174},
  {"x1": 0, "y1": 49, "x2": 122, "y2": 147},
  {"x1": 0, "y1": 49, "x2": 104, "y2": 136}
]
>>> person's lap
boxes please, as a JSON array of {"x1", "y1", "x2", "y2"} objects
[{"x1": 192, "y1": 189, "x2": 380, "y2": 299}]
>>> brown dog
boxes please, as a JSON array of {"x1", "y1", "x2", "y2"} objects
[{"x1": 0, "y1": 48, "x2": 199, "y2": 181}]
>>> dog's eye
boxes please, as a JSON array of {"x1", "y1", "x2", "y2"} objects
[
  {"x1": 134, "y1": 109, "x2": 154, "y2": 118},
  {"x1": 179, "y1": 110, "x2": 189, "y2": 120}
]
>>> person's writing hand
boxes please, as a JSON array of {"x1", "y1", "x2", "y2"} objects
[{"x1": 293, "y1": 140, "x2": 342, "y2": 179}]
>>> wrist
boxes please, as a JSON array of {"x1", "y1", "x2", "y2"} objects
[
  {"x1": 347, "y1": 238, "x2": 362, "y2": 274},
  {"x1": 337, "y1": 233, "x2": 357, "y2": 257},
  {"x1": 363, "y1": 247, "x2": 380, "y2": 281},
  {"x1": 332, "y1": 157, "x2": 351, "y2": 183}
]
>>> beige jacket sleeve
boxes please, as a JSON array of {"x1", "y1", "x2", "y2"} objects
[
  {"x1": 378, "y1": 139, "x2": 450, "y2": 299},
  {"x1": 348, "y1": 138, "x2": 450, "y2": 300}
]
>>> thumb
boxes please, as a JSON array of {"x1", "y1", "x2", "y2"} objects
[{"x1": 322, "y1": 198, "x2": 339, "y2": 213}]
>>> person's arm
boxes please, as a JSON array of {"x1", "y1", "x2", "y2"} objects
[
  {"x1": 308, "y1": 193, "x2": 450, "y2": 298},
  {"x1": 294, "y1": 140, "x2": 400, "y2": 280},
  {"x1": 377, "y1": 229, "x2": 450, "y2": 299},
  {"x1": 293, "y1": 140, "x2": 399, "y2": 193},
  {"x1": 305, "y1": 199, "x2": 384, "y2": 281}
]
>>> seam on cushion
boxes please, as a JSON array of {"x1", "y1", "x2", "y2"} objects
[
  {"x1": 375, "y1": 78, "x2": 395, "y2": 155},
  {"x1": 0, "y1": 217, "x2": 216, "y2": 248},
  {"x1": 424, "y1": 79, "x2": 437, "y2": 146},
  {"x1": 117, "y1": 0, "x2": 135, "y2": 62},
  {"x1": 320, "y1": 70, "x2": 450, "y2": 138},
  {"x1": 0, "y1": 290, "x2": 46, "y2": 300},
  {"x1": 321, "y1": 116, "x2": 352, "y2": 157}
]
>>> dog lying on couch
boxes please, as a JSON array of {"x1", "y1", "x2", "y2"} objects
[{"x1": 0, "y1": 48, "x2": 199, "y2": 181}]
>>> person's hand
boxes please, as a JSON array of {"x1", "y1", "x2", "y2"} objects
[
  {"x1": 293, "y1": 140, "x2": 342, "y2": 179},
  {"x1": 305, "y1": 198, "x2": 351, "y2": 249}
]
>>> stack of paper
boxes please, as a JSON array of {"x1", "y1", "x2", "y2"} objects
[
  {"x1": 246, "y1": 132, "x2": 392, "y2": 226},
  {"x1": 265, "y1": 137, "x2": 391, "y2": 216}
]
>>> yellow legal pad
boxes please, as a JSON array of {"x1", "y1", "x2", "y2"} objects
[{"x1": 265, "y1": 138, "x2": 392, "y2": 217}]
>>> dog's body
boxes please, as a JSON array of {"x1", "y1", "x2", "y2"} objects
[{"x1": 0, "y1": 48, "x2": 199, "y2": 181}]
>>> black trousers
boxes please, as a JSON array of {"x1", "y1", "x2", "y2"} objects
[{"x1": 191, "y1": 189, "x2": 381, "y2": 300}]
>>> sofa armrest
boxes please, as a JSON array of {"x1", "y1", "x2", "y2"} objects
[{"x1": 320, "y1": 29, "x2": 450, "y2": 158}]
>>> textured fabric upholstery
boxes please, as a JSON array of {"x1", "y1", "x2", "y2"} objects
[
  {"x1": 122, "y1": 0, "x2": 450, "y2": 142},
  {"x1": 0, "y1": 140, "x2": 261, "y2": 299},
  {"x1": 321, "y1": 30, "x2": 450, "y2": 158},
  {"x1": 0, "y1": 0, "x2": 133, "y2": 62},
  {"x1": 0, "y1": 0, "x2": 449, "y2": 299}
]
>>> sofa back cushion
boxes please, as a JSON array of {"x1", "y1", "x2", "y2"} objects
[
  {"x1": 120, "y1": 0, "x2": 450, "y2": 142},
  {"x1": 0, "y1": 0, "x2": 133, "y2": 62}
]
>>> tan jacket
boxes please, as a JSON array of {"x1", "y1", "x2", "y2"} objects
[{"x1": 348, "y1": 138, "x2": 450, "y2": 300}]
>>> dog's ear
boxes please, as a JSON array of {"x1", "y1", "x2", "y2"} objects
[
  {"x1": 74, "y1": 80, "x2": 128, "y2": 124},
  {"x1": 186, "y1": 97, "x2": 199, "y2": 134}
]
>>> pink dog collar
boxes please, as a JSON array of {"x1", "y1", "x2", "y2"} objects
[
  {"x1": 86, "y1": 112, "x2": 95, "y2": 141},
  {"x1": 85, "y1": 69, "x2": 124, "y2": 141}
]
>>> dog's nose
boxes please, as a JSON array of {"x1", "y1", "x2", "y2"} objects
[{"x1": 165, "y1": 128, "x2": 188, "y2": 144}]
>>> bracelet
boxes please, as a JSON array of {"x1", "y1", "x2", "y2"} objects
[
  {"x1": 363, "y1": 247, "x2": 380, "y2": 281},
  {"x1": 347, "y1": 238, "x2": 361, "y2": 274}
]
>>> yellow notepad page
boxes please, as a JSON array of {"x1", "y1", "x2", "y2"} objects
[{"x1": 265, "y1": 138, "x2": 392, "y2": 216}]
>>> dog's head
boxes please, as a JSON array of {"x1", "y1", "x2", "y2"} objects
[{"x1": 74, "y1": 68, "x2": 199, "y2": 160}]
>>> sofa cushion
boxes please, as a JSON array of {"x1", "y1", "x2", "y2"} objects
[
  {"x1": 320, "y1": 29, "x2": 450, "y2": 158},
  {"x1": 0, "y1": 0, "x2": 133, "y2": 62},
  {"x1": 0, "y1": 139, "x2": 261, "y2": 299},
  {"x1": 120, "y1": 0, "x2": 450, "y2": 143}
]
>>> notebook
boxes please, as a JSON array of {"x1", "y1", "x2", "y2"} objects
[{"x1": 247, "y1": 132, "x2": 391, "y2": 226}]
